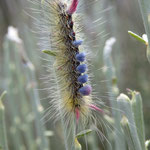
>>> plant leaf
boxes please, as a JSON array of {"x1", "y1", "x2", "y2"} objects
[
  {"x1": 42, "y1": 50, "x2": 57, "y2": 56},
  {"x1": 76, "y1": 129, "x2": 92, "y2": 139},
  {"x1": 128, "y1": 31, "x2": 147, "y2": 45}
]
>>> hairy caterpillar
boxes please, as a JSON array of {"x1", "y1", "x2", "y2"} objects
[
  {"x1": 44, "y1": 0, "x2": 103, "y2": 120},
  {"x1": 33, "y1": 0, "x2": 106, "y2": 149}
]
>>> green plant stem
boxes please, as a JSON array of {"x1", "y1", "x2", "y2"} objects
[
  {"x1": 24, "y1": 60, "x2": 49, "y2": 150},
  {"x1": 138, "y1": 0, "x2": 150, "y2": 62},
  {"x1": 103, "y1": 38, "x2": 126, "y2": 150},
  {"x1": 3, "y1": 38, "x2": 25, "y2": 150},
  {"x1": 0, "y1": 91, "x2": 8, "y2": 150},
  {"x1": 13, "y1": 41, "x2": 36, "y2": 150}
]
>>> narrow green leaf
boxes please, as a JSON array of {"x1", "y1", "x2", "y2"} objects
[
  {"x1": 121, "y1": 116, "x2": 136, "y2": 150},
  {"x1": 76, "y1": 129, "x2": 92, "y2": 139},
  {"x1": 131, "y1": 91, "x2": 146, "y2": 150},
  {"x1": 128, "y1": 31, "x2": 147, "y2": 45},
  {"x1": 42, "y1": 50, "x2": 57, "y2": 56},
  {"x1": 117, "y1": 94, "x2": 142, "y2": 150}
]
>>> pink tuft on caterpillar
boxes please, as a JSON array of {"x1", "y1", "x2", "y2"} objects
[{"x1": 68, "y1": 0, "x2": 79, "y2": 14}]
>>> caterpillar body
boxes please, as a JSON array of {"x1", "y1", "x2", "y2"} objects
[
  {"x1": 36, "y1": 0, "x2": 104, "y2": 148},
  {"x1": 46, "y1": 0, "x2": 103, "y2": 119},
  {"x1": 53, "y1": 0, "x2": 93, "y2": 120}
]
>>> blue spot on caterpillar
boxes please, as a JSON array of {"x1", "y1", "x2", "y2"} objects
[
  {"x1": 72, "y1": 40, "x2": 83, "y2": 46},
  {"x1": 76, "y1": 64, "x2": 87, "y2": 73},
  {"x1": 78, "y1": 74, "x2": 88, "y2": 83},
  {"x1": 76, "y1": 52, "x2": 86, "y2": 62},
  {"x1": 79, "y1": 85, "x2": 92, "y2": 96}
]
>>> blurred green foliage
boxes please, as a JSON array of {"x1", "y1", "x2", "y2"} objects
[{"x1": 0, "y1": 0, "x2": 150, "y2": 149}]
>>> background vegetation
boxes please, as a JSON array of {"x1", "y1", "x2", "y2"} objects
[{"x1": 0, "y1": 0, "x2": 150, "y2": 149}]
